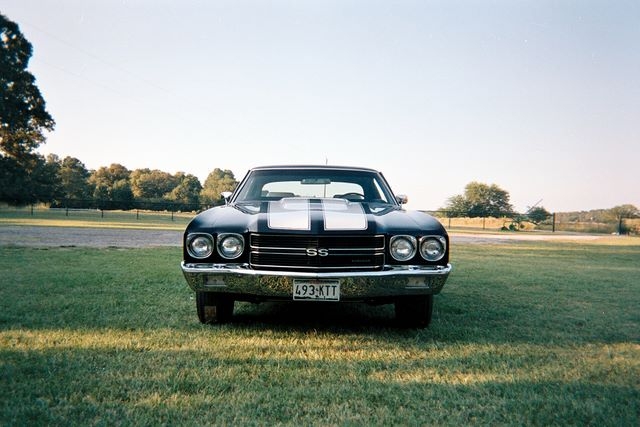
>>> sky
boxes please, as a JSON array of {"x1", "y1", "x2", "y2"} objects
[{"x1": 2, "y1": 0, "x2": 638, "y2": 212}]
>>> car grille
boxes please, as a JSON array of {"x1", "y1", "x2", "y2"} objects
[{"x1": 250, "y1": 234, "x2": 385, "y2": 271}]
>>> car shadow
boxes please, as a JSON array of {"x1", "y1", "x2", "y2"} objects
[{"x1": 229, "y1": 301, "x2": 402, "y2": 332}]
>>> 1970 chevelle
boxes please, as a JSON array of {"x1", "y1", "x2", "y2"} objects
[{"x1": 181, "y1": 165, "x2": 451, "y2": 327}]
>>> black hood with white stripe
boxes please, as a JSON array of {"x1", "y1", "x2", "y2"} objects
[{"x1": 187, "y1": 198, "x2": 446, "y2": 236}]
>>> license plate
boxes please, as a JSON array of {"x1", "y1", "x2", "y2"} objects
[{"x1": 293, "y1": 279, "x2": 340, "y2": 301}]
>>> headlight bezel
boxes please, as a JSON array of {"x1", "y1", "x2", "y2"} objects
[
  {"x1": 389, "y1": 235, "x2": 417, "y2": 262},
  {"x1": 186, "y1": 233, "x2": 215, "y2": 259},
  {"x1": 419, "y1": 235, "x2": 447, "y2": 262},
  {"x1": 217, "y1": 233, "x2": 245, "y2": 260}
]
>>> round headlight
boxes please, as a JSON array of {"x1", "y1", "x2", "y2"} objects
[
  {"x1": 420, "y1": 236, "x2": 446, "y2": 261},
  {"x1": 217, "y1": 233, "x2": 244, "y2": 259},
  {"x1": 390, "y1": 235, "x2": 417, "y2": 262},
  {"x1": 187, "y1": 234, "x2": 214, "y2": 259}
]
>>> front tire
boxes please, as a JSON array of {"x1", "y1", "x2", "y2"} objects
[
  {"x1": 395, "y1": 295, "x2": 434, "y2": 328},
  {"x1": 196, "y1": 292, "x2": 234, "y2": 324}
]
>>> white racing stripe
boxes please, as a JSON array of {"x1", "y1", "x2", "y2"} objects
[
  {"x1": 267, "y1": 198, "x2": 368, "y2": 231},
  {"x1": 268, "y1": 199, "x2": 311, "y2": 230},
  {"x1": 322, "y1": 199, "x2": 368, "y2": 230}
]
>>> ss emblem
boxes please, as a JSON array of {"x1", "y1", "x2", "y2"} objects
[{"x1": 306, "y1": 248, "x2": 329, "y2": 257}]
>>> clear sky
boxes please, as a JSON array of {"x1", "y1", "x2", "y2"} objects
[{"x1": 2, "y1": 0, "x2": 638, "y2": 212}]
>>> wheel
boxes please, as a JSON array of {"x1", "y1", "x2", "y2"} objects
[
  {"x1": 196, "y1": 292, "x2": 234, "y2": 324},
  {"x1": 395, "y1": 295, "x2": 434, "y2": 328}
]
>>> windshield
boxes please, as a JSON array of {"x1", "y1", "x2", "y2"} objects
[{"x1": 233, "y1": 169, "x2": 396, "y2": 205}]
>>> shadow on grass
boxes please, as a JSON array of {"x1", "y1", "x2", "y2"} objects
[
  {"x1": 230, "y1": 300, "x2": 399, "y2": 331},
  {"x1": 222, "y1": 294, "x2": 512, "y2": 339},
  {"x1": 199, "y1": 285, "x2": 638, "y2": 346},
  {"x1": 2, "y1": 287, "x2": 632, "y2": 346}
]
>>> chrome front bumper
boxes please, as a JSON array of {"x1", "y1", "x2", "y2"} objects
[{"x1": 181, "y1": 262, "x2": 452, "y2": 300}]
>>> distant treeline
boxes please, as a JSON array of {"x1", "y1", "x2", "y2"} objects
[
  {"x1": 2, "y1": 154, "x2": 637, "y2": 235},
  {"x1": 0, "y1": 154, "x2": 238, "y2": 212}
]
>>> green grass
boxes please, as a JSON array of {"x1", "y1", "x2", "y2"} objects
[{"x1": 1, "y1": 241, "x2": 639, "y2": 425}]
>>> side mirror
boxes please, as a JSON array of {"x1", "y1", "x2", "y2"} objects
[
  {"x1": 221, "y1": 191, "x2": 233, "y2": 204},
  {"x1": 396, "y1": 194, "x2": 408, "y2": 205}
]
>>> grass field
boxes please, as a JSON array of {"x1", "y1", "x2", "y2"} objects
[{"x1": 1, "y1": 238, "x2": 639, "y2": 425}]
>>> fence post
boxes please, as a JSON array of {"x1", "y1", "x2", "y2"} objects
[
  {"x1": 482, "y1": 217, "x2": 486, "y2": 230},
  {"x1": 30, "y1": 204, "x2": 34, "y2": 216},
  {"x1": 552, "y1": 213, "x2": 556, "y2": 233}
]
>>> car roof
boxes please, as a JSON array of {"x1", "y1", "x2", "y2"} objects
[{"x1": 249, "y1": 165, "x2": 380, "y2": 173}]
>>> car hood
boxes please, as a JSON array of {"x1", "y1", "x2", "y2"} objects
[{"x1": 187, "y1": 198, "x2": 446, "y2": 236}]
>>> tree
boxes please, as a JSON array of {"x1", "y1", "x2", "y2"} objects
[
  {"x1": 88, "y1": 163, "x2": 133, "y2": 209},
  {"x1": 37, "y1": 153, "x2": 62, "y2": 201},
  {"x1": 200, "y1": 168, "x2": 238, "y2": 205},
  {"x1": 607, "y1": 204, "x2": 639, "y2": 235},
  {"x1": 442, "y1": 182, "x2": 514, "y2": 217},
  {"x1": 130, "y1": 168, "x2": 177, "y2": 200},
  {"x1": 57, "y1": 156, "x2": 91, "y2": 203},
  {"x1": 167, "y1": 173, "x2": 202, "y2": 210},
  {"x1": 0, "y1": 152, "x2": 59, "y2": 204},
  {"x1": 526, "y1": 206, "x2": 551, "y2": 224},
  {"x1": 1, "y1": 14, "x2": 55, "y2": 204},
  {"x1": 110, "y1": 179, "x2": 134, "y2": 209},
  {"x1": 442, "y1": 194, "x2": 470, "y2": 217}
]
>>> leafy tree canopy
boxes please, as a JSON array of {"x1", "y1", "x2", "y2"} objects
[
  {"x1": 130, "y1": 168, "x2": 177, "y2": 199},
  {"x1": 58, "y1": 156, "x2": 91, "y2": 200},
  {"x1": 1, "y1": 14, "x2": 56, "y2": 205},
  {"x1": 88, "y1": 164, "x2": 133, "y2": 208},
  {"x1": 1, "y1": 13, "x2": 54, "y2": 158},
  {"x1": 607, "y1": 204, "x2": 639, "y2": 235},
  {"x1": 526, "y1": 206, "x2": 551, "y2": 224},
  {"x1": 201, "y1": 168, "x2": 238, "y2": 205},
  {"x1": 607, "y1": 204, "x2": 639, "y2": 221},
  {"x1": 168, "y1": 173, "x2": 202, "y2": 207},
  {"x1": 443, "y1": 181, "x2": 514, "y2": 218}
]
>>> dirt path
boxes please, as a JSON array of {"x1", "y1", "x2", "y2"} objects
[
  {"x1": 449, "y1": 232, "x2": 604, "y2": 244},
  {"x1": 0, "y1": 225, "x2": 182, "y2": 248}
]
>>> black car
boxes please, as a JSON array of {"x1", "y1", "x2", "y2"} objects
[{"x1": 181, "y1": 165, "x2": 451, "y2": 327}]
